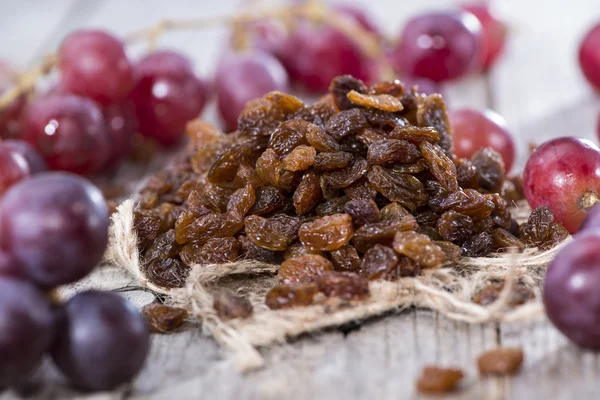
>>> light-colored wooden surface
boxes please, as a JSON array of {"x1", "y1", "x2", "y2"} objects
[{"x1": 1, "y1": 0, "x2": 600, "y2": 399}]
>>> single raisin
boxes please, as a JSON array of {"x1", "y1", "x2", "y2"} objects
[
  {"x1": 344, "y1": 199, "x2": 380, "y2": 227},
  {"x1": 282, "y1": 145, "x2": 316, "y2": 171},
  {"x1": 472, "y1": 147, "x2": 505, "y2": 193},
  {"x1": 477, "y1": 348, "x2": 524, "y2": 376},
  {"x1": 472, "y1": 280, "x2": 535, "y2": 307},
  {"x1": 226, "y1": 184, "x2": 256, "y2": 217},
  {"x1": 145, "y1": 230, "x2": 183, "y2": 261},
  {"x1": 392, "y1": 231, "x2": 446, "y2": 268},
  {"x1": 304, "y1": 123, "x2": 341, "y2": 152},
  {"x1": 237, "y1": 235, "x2": 282, "y2": 264},
  {"x1": 419, "y1": 141, "x2": 458, "y2": 192},
  {"x1": 134, "y1": 210, "x2": 161, "y2": 250},
  {"x1": 213, "y1": 292, "x2": 253, "y2": 320},
  {"x1": 268, "y1": 119, "x2": 310, "y2": 157},
  {"x1": 293, "y1": 170, "x2": 323, "y2": 215},
  {"x1": 416, "y1": 366, "x2": 464, "y2": 394},
  {"x1": 367, "y1": 166, "x2": 427, "y2": 210},
  {"x1": 344, "y1": 178, "x2": 378, "y2": 201},
  {"x1": 367, "y1": 139, "x2": 421, "y2": 165},
  {"x1": 438, "y1": 189, "x2": 495, "y2": 219},
  {"x1": 389, "y1": 125, "x2": 440, "y2": 143},
  {"x1": 180, "y1": 237, "x2": 239, "y2": 266},
  {"x1": 437, "y1": 211, "x2": 474, "y2": 243},
  {"x1": 313, "y1": 151, "x2": 353, "y2": 172},
  {"x1": 249, "y1": 186, "x2": 284, "y2": 215},
  {"x1": 361, "y1": 244, "x2": 399, "y2": 279},
  {"x1": 299, "y1": 214, "x2": 354, "y2": 251},
  {"x1": 379, "y1": 202, "x2": 410, "y2": 221},
  {"x1": 255, "y1": 148, "x2": 283, "y2": 187},
  {"x1": 461, "y1": 232, "x2": 493, "y2": 257},
  {"x1": 245, "y1": 214, "x2": 301, "y2": 251},
  {"x1": 353, "y1": 215, "x2": 418, "y2": 253},
  {"x1": 143, "y1": 257, "x2": 190, "y2": 289},
  {"x1": 329, "y1": 75, "x2": 368, "y2": 110},
  {"x1": 520, "y1": 206, "x2": 568, "y2": 250},
  {"x1": 491, "y1": 228, "x2": 524, "y2": 252},
  {"x1": 434, "y1": 241, "x2": 462, "y2": 261},
  {"x1": 416, "y1": 94, "x2": 453, "y2": 157},
  {"x1": 368, "y1": 79, "x2": 405, "y2": 97},
  {"x1": 265, "y1": 283, "x2": 320, "y2": 309},
  {"x1": 346, "y1": 90, "x2": 404, "y2": 112},
  {"x1": 330, "y1": 244, "x2": 362, "y2": 271},
  {"x1": 316, "y1": 271, "x2": 369, "y2": 300},
  {"x1": 283, "y1": 242, "x2": 322, "y2": 260},
  {"x1": 142, "y1": 302, "x2": 188, "y2": 333},
  {"x1": 277, "y1": 254, "x2": 334, "y2": 284},
  {"x1": 325, "y1": 108, "x2": 368, "y2": 140},
  {"x1": 321, "y1": 157, "x2": 368, "y2": 189},
  {"x1": 315, "y1": 196, "x2": 349, "y2": 216}
]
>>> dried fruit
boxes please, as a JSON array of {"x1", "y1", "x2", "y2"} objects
[
  {"x1": 389, "y1": 125, "x2": 440, "y2": 143},
  {"x1": 245, "y1": 214, "x2": 301, "y2": 251},
  {"x1": 238, "y1": 235, "x2": 282, "y2": 264},
  {"x1": 416, "y1": 94, "x2": 453, "y2": 157},
  {"x1": 249, "y1": 186, "x2": 284, "y2": 215},
  {"x1": 461, "y1": 231, "x2": 493, "y2": 257},
  {"x1": 213, "y1": 292, "x2": 253, "y2": 320},
  {"x1": 392, "y1": 231, "x2": 446, "y2": 268},
  {"x1": 419, "y1": 141, "x2": 458, "y2": 192},
  {"x1": 316, "y1": 271, "x2": 369, "y2": 300},
  {"x1": 346, "y1": 90, "x2": 404, "y2": 112},
  {"x1": 477, "y1": 348, "x2": 524, "y2": 376},
  {"x1": 321, "y1": 157, "x2": 368, "y2": 189},
  {"x1": 179, "y1": 237, "x2": 239, "y2": 266},
  {"x1": 472, "y1": 281, "x2": 534, "y2": 307},
  {"x1": 282, "y1": 145, "x2": 316, "y2": 171},
  {"x1": 354, "y1": 216, "x2": 418, "y2": 252},
  {"x1": 143, "y1": 257, "x2": 189, "y2": 288},
  {"x1": 142, "y1": 302, "x2": 187, "y2": 333},
  {"x1": 434, "y1": 240, "x2": 462, "y2": 261},
  {"x1": 299, "y1": 214, "x2": 354, "y2": 251},
  {"x1": 416, "y1": 366, "x2": 464, "y2": 394},
  {"x1": 367, "y1": 139, "x2": 420, "y2": 165},
  {"x1": 293, "y1": 170, "x2": 322, "y2": 215},
  {"x1": 265, "y1": 282, "x2": 319, "y2": 309},
  {"x1": 520, "y1": 206, "x2": 569, "y2": 250},
  {"x1": 325, "y1": 108, "x2": 368, "y2": 140},
  {"x1": 361, "y1": 244, "x2": 399, "y2": 279},
  {"x1": 367, "y1": 166, "x2": 427, "y2": 210},
  {"x1": 472, "y1": 147, "x2": 505, "y2": 192},
  {"x1": 343, "y1": 199, "x2": 380, "y2": 226},
  {"x1": 491, "y1": 228, "x2": 524, "y2": 252},
  {"x1": 313, "y1": 151, "x2": 353, "y2": 172},
  {"x1": 330, "y1": 244, "x2": 362, "y2": 271},
  {"x1": 437, "y1": 210, "x2": 474, "y2": 243},
  {"x1": 277, "y1": 254, "x2": 333, "y2": 284}
]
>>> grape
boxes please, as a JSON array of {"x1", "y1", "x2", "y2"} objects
[
  {"x1": 0, "y1": 277, "x2": 55, "y2": 387},
  {"x1": 3, "y1": 139, "x2": 48, "y2": 174},
  {"x1": 20, "y1": 94, "x2": 110, "y2": 174},
  {"x1": 0, "y1": 143, "x2": 30, "y2": 196},
  {"x1": 58, "y1": 30, "x2": 135, "y2": 104},
  {"x1": 0, "y1": 173, "x2": 109, "y2": 287},
  {"x1": 579, "y1": 22, "x2": 600, "y2": 91},
  {"x1": 130, "y1": 50, "x2": 208, "y2": 146},
  {"x1": 102, "y1": 101, "x2": 138, "y2": 168},
  {"x1": 334, "y1": 3, "x2": 382, "y2": 38},
  {"x1": 597, "y1": 111, "x2": 600, "y2": 143},
  {"x1": 390, "y1": 11, "x2": 483, "y2": 82},
  {"x1": 233, "y1": 20, "x2": 287, "y2": 57},
  {"x1": 0, "y1": 250, "x2": 20, "y2": 278},
  {"x1": 215, "y1": 50, "x2": 289, "y2": 131},
  {"x1": 523, "y1": 137, "x2": 600, "y2": 233},
  {"x1": 51, "y1": 290, "x2": 150, "y2": 391},
  {"x1": 400, "y1": 75, "x2": 441, "y2": 96},
  {"x1": 0, "y1": 61, "x2": 26, "y2": 139},
  {"x1": 462, "y1": 3, "x2": 507, "y2": 70},
  {"x1": 448, "y1": 108, "x2": 515, "y2": 171},
  {"x1": 544, "y1": 231, "x2": 600, "y2": 348},
  {"x1": 280, "y1": 20, "x2": 380, "y2": 92}
]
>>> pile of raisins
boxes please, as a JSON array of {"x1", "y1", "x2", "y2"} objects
[{"x1": 132, "y1": 75, "x2": 567, "y2": 312}]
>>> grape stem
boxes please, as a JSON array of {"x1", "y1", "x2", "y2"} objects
[{"x1": 0, "y1": 1, "x2": 394, "y2": 111}]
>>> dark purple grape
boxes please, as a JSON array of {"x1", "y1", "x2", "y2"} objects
[
  {"x1": 2, "y1": 139, "x2": 48, "y2": 174},
  {"x1": 215, "y1": 50, "x2": 289, "y2": 131},
  {"x1": 58, "y1": 30, "x2": 135, "y2": 105},
  {"x1": 101, "y1": 101, "x2": 138, "y2": 168},
  {"x1": 20, "y1": 94, "x2": 110, "y2": 174},
  {"x1": 579, "y1": 203, "x2": 600, "y2": 232},
  {"x1": 0, "y1": 277, "x2": 55, "y2": 387},
  {"x1": 544, "y1": 231, "x2": 600, "y2": 348},
  {"x1": 130, "y1": 50, "x2": 208, "y2": 146},
  {"x1": 0, "y1": 143, "x2": 30, "y2": 195},
  {"x1": 0, "y1": 173, "x2": 109, "y2": 287},
  {"x1": 51, "y1": 290, "x2": 150, "y2": 391}
]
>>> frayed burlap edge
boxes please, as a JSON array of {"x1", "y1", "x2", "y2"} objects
[{"x1": 106, "y1": 199, "x2": 568, "y2": 372}]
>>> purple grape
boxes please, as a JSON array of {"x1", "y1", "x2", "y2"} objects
[
  {"x1": 59, "y1": 30, "x2": 135, "y2": 105},
  {"x1": 0, "y1": 277, "x2": 55, "y2": 387},
  {"x1": 0, "y1": 143, "x2": 30, "y2": 196},
  {"x1": 544, "y1": 231, "x2": 600, "y2": 348},
  {"x1": 0, "y1": 173, "x2": 109, "y2": 287},
  {"x1": 51, "y1": 290, "x2": 150, "y2": 391},
  {"x1": 2, "y1": 139, "x2": 48, "y2": 174},
  {"x1": 101, "y1": 101, "x2": 138, "y2": 168},
  {"x1": 579, "y1": 203, "x2": 600, "y2": 232},
  {"x1": 215, "y1": 50, "x2": 289, "y2": 131}
]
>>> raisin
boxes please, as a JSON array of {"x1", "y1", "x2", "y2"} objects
[
  {"x1": 419, "y1": 141, "x2": 458, "y2": 192},
  {"x1": 393, "y1": 231, "x2": 446, "y2": 268},
  {"x1": 367, "y1": 139, "x2": 421, "y2": 165},
  {"x1": 316, "y1": 271, "x2": 369, "y2": 300},
  {"x1": 264, "y1": 91, "x2": 304, "y2": 113},
  {"x1": 277, "y1": 254, "x2": 334, "y2": 284},
  {"x1": 416, "y1": 366, "x2": 464, "y2": 394},
  {"x1": 355, "y1": 128, "x2": 385, "y2": 146},
  {"x1": 265, "y1": 282, "x2": 320, "y2": 309},
  {"x1": 245, "y1": 214, "x2": 301, "y2": 251},
  {"x1": 437, "y1": 211, "x2": 474, "y2": 243},
  {"x1": 174, "y1": 211, "x2": 243, "y2": 245},
  {"x1": 282, "y1": 145, "x2": 316, "y2": 171},
  {"x1": 237, "y1": 98, "x2": 288, "y2": 137},
  {"x1": 362, "y1": 244, "x2": 399, "y2": 279},
  {"x1": 461, "y1": 231, "x2": 493, "y2": 257},
  {"x1": 142, "y1": 303, "x2": 188, "y2": 333},
  {"x1": 213, "y1": 292, "x2": 253, "y2": 320},
  {"x1": 255, "y1": 148, "x2": 282, "y2": 187},
  {"x1": 315, "y1": 196, "x2": 349, "y2": 216},
  {"x1": 299, "y1": 214, "x2": 354, "y2": 251},
  {"x1": 313, "y1": 151, "x2": 353, "y2": 171},
  {"x1": 276, "y1": 169, "x2": 303, "y2": 193},
  {"x1": 491, "y1": 228, "x2": 524, "y2": 252},
  {"x1": 145, "y1": 230, "x2": 183, "y2": 261},
  {"x1": 398, "y1": 255, "x2": 421, "y2": 277},
  {"x1": 226, "y1": 184, "x2": 256, "y2": 217},
  {"x1": 294, "y1": 99, "x2": 337, "y2": 128},
  {"x1": 180, "y1": 237, "x2": 239, "y2": 266},
  {"x1": 488, "y1": 194, "x2": 511, "y2": 229},
  {"x1": 268, "y1": 119, "x2": 311, "y2": 157},
  {"x1": 330, "y1": 244, "x2": 362, "y2": 271},
  {"x1": 321, "y1": 157, "x2": 368, "y2": 189},
  {"x1": 379, "y1": 202, "x2": 410, "y2": 221},
  {"x1": 389, "y1": 125, "x2": 440, "y2": 144},
  {"x1": 419, "y1": 225, "x2": 442, "y2": 241},
  {"x1": 304, "y1": 123, "x2": 340, "y2": 152},
  {"x1": 473, "y1": 216, "x2": 494, "y2": 233},
  {"x1": 368, "y1": 79, "x2": 405, "y2": 97},
  {"x1": 472, "y1": 280, "x2": 535, "y2": 307},
  {"x1": 390, "y1": 159, "x2": 429, "y2": 174},
  {"x1": 416, "y1": 94, "x2": 453, "y2": 157},
  {"x1": 434, "y1": 241, "x2": 462, "y2": 261},
  {"x1": 344, "y1": 178, "x2": 377, "y2": 201},
  {"x1": 329, "y1": 75, "x2": 368, "y2": 110},
  {"x1": 454, "y1": 157, "x2": 478, "y2": 189},
  {"x1": 438, "y1": 189, "x2": 495, "y2": 219},
  {"x1": 353, "y1": 215, "x2": 418, "y2": 252},
  {"x1": 472, "y1": 147, "x2": 505, "y2": 192},
  {"x1": 134, "y1": 210, "x2": 161, "y2": 250},
  {"x1": 478, "y1": 348, "x2": 524, "y2": 376},
  {"x1": 237, "y1": 235, "x2": 282, "y2": 264},
  {"x1": 508, "y1": 218, "x2": 521, "y2": 237},
  {"x1": 143, "y1": 257, "x2": 190, "y2": 288},
  {"x1": 325, "y1": 108, "x2": 368, "y2": 140},
  {"x1": 346, "y1": 90, "x2": 404, "y2": 112},
  {"x1": 344, "y1": 199, "x2": 380, "y2": 227},
  {"x1": 520, "y1": 206, "x2": 568, "y2": 250},
  {"x1": 283, "y1": 242, "x2": 322, "y2": 260},
  {"x1": 338, "y1": 134, "x2": 368, "y2": 156},
  {"x1": 367, "y1": 166, "x2": 427, "y2": 210},
  {"x1": 249, "y1": 186, "x2": 284, "y2": 215},
  {"x1": 207, "y1": 144, "x2": 249, "y2": 183},
  {"x1": 293, "y1": 170, "x2": 323, "y2": 215},
  {"x1": 415, "y1": 210, "x2": 439, "y2": 227}
]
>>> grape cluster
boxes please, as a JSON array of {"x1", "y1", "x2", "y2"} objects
[{"x1": 0, "y1": 173, "x2": 149, "y2": 391}]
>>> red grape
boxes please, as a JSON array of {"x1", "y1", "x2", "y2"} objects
[
  {"x1": 130, "y1": 50, "x2": 208, "y2": 146},
  {"x1": 579, "y1": 22, "x2": 600, "y2": 91},
  {"x1": 523, "y1": 137, "x2": 600, "y2": 233},
  {"x1": 280, "y1": 20, "x2": 380, "y2": 92},
  {"x1": 0, "y1": 143, "x2": 30, "y2": 196},
  {"x1": 0, "y1": 173, "x2": 109, "y2": 287},
  {"x1": 462, "y1": 3, "x2": 507, "y2": 70},
  {"x1": 597, "y1": 111, "x2": 600, "y2": 143},
  {"x1": 448, "y1": 108, "x2": 515, "y2": 172},
  {"x1": 58, "y1": 30, "x2": 135, "y2": 104},
  {"x1": 20, "y1": 94, "x2": 110, "y2": 174},
  {"x1": 544, "y1": 231, "x2": 600, "y2": 348},
  {"x1": 233, "y1": 20, "x2": 287, "y2": 57},
  {"x1": 333, "y1": 3, "x2": 382, "y2": 38},
  {"x1": 51, "y1": 290, "x2": 150, "y2": 391},
  {"x1": 390, "y1": 11, "x2": 483, "y2": 82},
  {"x1": 0, "y1": 276, "x2": 55, "y2": 387},
  {"x1": 580, "y1": 203, "x2": 600, "y2": 232},
  {"x1": 400, "y1": 75, "x2": 441, "y2": 96},
  {"x1": 2, "y1": 139, "x2": 48, "y2": 174},
  {"x1": 215, "y1": 50, "x2": 289, "y2": 131},
  {"x1": 102, "y1": 101, "x2": 138, "y2": 168}
]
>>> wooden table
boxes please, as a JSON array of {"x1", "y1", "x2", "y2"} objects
[{"x1": 2, "y1": 0, "x2": 600, "y2": 398}]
